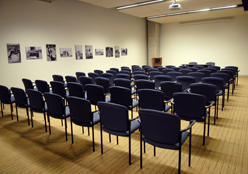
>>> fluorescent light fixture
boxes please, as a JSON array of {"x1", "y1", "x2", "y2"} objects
[
  {"x1": 147, "y1": 4, "x2": 240, "y2": 19},
  {"x1": 179, "y1": 17, "x2": 234, "y2": 25},
  {"x1": 117, "y1": 0, "x2": 164, "y2": 10}
]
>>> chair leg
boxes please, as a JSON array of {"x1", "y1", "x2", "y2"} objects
[
  {"x1": 203, "y1": 119, "x2": 206, "y2": 146},
  {"x1": 100, "y1": 123, "x2": 103, "y2": 154},
  {"x1": 144, "y1": 141, "x2": 146, "y2": 153},
  {"x1": 71, "y1": 118, "x2": 73, "y2": 144},
  {"x1": 15, "y1": 105, "x2": 19, "y2": 121},
  {"x1": 140, "y1": 129, "x2": 143, "y2": 169},
  {"x1": 129, "y1": 134, "x2": 131, "y2": 165},
  {"x1": 61, "y1": 119, "x2": 63, "y2": 126},
  {"x1": 189, "y1": 123, "x2": 192, "y2": 166},
  {"x1": 109, "y1": 134, "x2": 111, "y2": 143},
  {"x1": 10, "y1": 104, "x2": 13, "y2": 120},
  {"x1": 154, "y1": 146, "x2": 156, "y2": 156},
  {"x1": 82, "y1": 127, "x2": 84, "y2": 134},
  {"x1": 64, "y1": 118, "x2": 67, "y2": 141},
  {"x1": 47, "y1": 115, "x2": 51, "y2": 135},
  {"x1": 92, "y1": 126, "x2": 95, "y2": 152},
  {"x1": 1, "y1": 103, "x2": 3, "y2": 117},
  {"x1": 207, "y1": 108, "x2": 210, "y2": 137},
  {"x1": 44, "y1": 112, "x2": 47, "y2": 132},
  {"x1": 117, "y1": 136, "x2": 119, "y2": 145},
  {"x1": 179, "y1": 146, "x2": 181, "y2": 174},
  {"x1": 88, "y1": 127, "x2": 90, "y2": 136},
  {"x1": 26, "y1": 107, "x2": 30, "y2": 126},
  {"x1": 31, "y1": 111, "x2": 34, "y2": 128}
]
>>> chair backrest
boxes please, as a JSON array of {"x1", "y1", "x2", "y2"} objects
[
  {"x1": 211, "y1": 66, "x2": 221, "y2": 71},
  {"x1": 50, "y1": 81, "x2": 66, "y2": 97},
  {"x1": 67, "y1": 96, "x2": 92, "y2": 123},
  {"x1": 26, "y1": 89, "x2": 45, "y2": 112},
  {"x1": 196, "y1": 69, "x2": 211, "y2": 77},
  {"x1": 0, "y1": 85, "x2": 11, "y2": 102},
  {"x1": 162, "y1": 68, "x2": 174, "y2": 75},
  {"x1": 225, "y1": 66, "x2": 238, "y2": 72},
  {"x1": 201, "y1": 77, "x2": 224, "y2": 91},
  {"x1": 94, "y1": 69, "x2": 103, "y2": 76},
  {"x1": 210, "y1": 73, "x2": 229, "y2": 84},
  {"x1": 176, "y1": 76, "x2": 196, "y2": 91},
  {"x1": 106, "y1": 70, "x2": 117, "y2": 78},
  {"x1": 193, "y1": 65, "x2": 204, "y2": 69},
  {"x1": 133, "y1": 74, "x2": 149, "y2": 80},
  {"x1": 187, "y1": 72, "x2": 204, "y2": 83},
  {"x1": 179, "y1": 69, "x2": 192, "y2": 76},
  {"x1": 88, "y1": 72, "x2": 99, "y2": 83},
  {"x1": 149, "y1": 71, "x2": 163, "y2": 80},
  {"x1": 165, "y1": 65, "x2": 175, "y2": 69},
  {"x1": 121, "y1": 66, "x2": 131, "y2": 71},
  {"x1": 189, "y1": 62, "x2": 197, "y2": 65},
  {"x1": 44, "y1": 93, "x2": 65, "y2": 118},
  {"x1": 219, "y1": 70, "x2": 234, "y2": 79},
  {"x1": 35, "y1": 80, "x2": 50, "y2": 93},
  {"x1": 173, "y1": 92, "x2": 206, "y2": 120},
  {"x1": 167, "y1": 71, "x2": 183, "y2": 81},
  {"x1": 109, "y1": 86, "x2": 131, "y2": 108},
  {"x1": 95, "y1": 77, "x2": 110, "y2": 94},
  {"x1": 154, "y1": 75, "x2": 171, "y2": 89},
  {"x1": 206, "y1": 62, "x2": 215, "y2": 66},
  {"x1": 172, "y1": 67, "x2": 180, "y2": 71},
  {"x1": 160, "y1": 81, "x2": 182, "y2": 101},
  {"x1": 133, "y1": 71, "x2": 147, "y2": 75},
  {"x1": 147, "y1": 68, "x2": 159, "y2": 73},
  {"x1": 190, "y1": 83, "x2": 217, "y2": 104},
  {"x1": 138, "y1": 89, "x2": 165, "y2": 111},
  {"x1": 65, "y1": 76, "x2": 77, "y2": 83},
  {"x1": 67, "y1": 82, "x2": 85, "y2": 98},
  {"x1": 22, "y1": 78, "x2": 34, "y2": 91},
  {"x1": 187, "y1": 67, "x2": 199, "y2": 72},
  {"x1": 101, "y1": 73, "x2": 114, "y2": 85},
  {"x1": 204, "y1": 67, "x2": 217, "y2": 73},
  {"x1": 115, "y1": 73, "x2": 131, "y2": 80},
  {"x1": 119, "y1": 70, "x2": 131, "y2": 75},
  {"x1": 139, "y1": 109, "x2": 180, "y2": 144},
  {"x1": 110, "y1": 68, "x2": 119, "y2": 73},
  {"x1": 79, "y1": 76, "x2": 93, "y2": 89},
  {"x1": 11, "y1": 87, "x2": 27, "y2": 106},
  {"x1": 75, "y1": 72, "x2": 86, "y2": 81},
  {"x1": 85, "y1": 84, "x2": 105, "y2": 105},
  {"x1": 157, "y1": 67, "x2": 165, "y2": 72},
  {"x1": 135, "y1": 79, "x2": 155, "y2": 90},
  {"x1": 52, "y1": 74, "x2": 64, "y2": 83},
  {"x1": 98, "y1": 102, "x2": 129, "y2": 132},
  {"x1": 113, "y1": 78, "x2": 131, "y2": 89}
]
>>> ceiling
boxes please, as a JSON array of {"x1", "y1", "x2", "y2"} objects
[{"x1": 78, "y1": 0, "x2": 248, "y2": 24}]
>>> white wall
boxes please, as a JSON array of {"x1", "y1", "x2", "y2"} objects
[
  {"x1": 160, "y1": 15, "x2": 248, "y2": 75},
  {"x1": 0, "y1": 0, "x2": 147, "y2": 88}
]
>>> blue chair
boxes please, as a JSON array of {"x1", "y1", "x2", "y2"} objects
[
  {"x1": 165, "y1": 65, "x2": 175, "y2": 69},
  {"x1": 135, "y1": 79, "x2": 155, "y2": 91},
  {"x1": 101, "y1": 73, "x2": 114, "y2": 85},
  {"x1": 162, "y1": 68, "x2": 174, "y2": 75},
  {"x1": 113, "y1": 78, "x2": 136, "y2": 95},
  {"x1": 176, "y1": 76, "x2": 196, "y2": 91},
  {"x1": 35, "y1": 80, "x2": 51, "y2": 94},
  {"x1": 187, "y1": 72, "x2": 204, "y2": 83},
  {"x1": 0, "y1": 85, "x2": 15, "y2": 120},
  {"x1": 148, "y1": 71, "x2": 163, "y2": 80},
  {"x1": 67, "y1": 96, "x2": 100, "y2": 151},
  {"x1": 196, "y1": 69, "x2": 211, "y2": 77},
  {"x1": 115, "y1": 73, "x2": 131, "y2": 80},
  {"x1": 65, "y1": 76, "x2": 77, "y2": 83},
  {"x1": 94, "y1": 69, "x2": 103, "y2": 76},
  {"x1": 95, "y1": 77, "x2": 110, "y2": 94},
  {"x1": 106, "y1": 70, "x2": 117, "y2": 78},
  {"x1": 206, "y1": 62, "x2": 215, "y2": 66},
  {"x1": 139, "y1": 109, "x2": 195, "y2": 173},
  {"x1": 189, "y1": 62, "x2": 197, "y2": 65},
  {"x1": 154, "y1": 75, "x2": 171, "y2": 89},
  {"x1": 179, "y1": 69, "x2": 192, "y2": 76},
  {"x1": 52, "y1": 75, "x2": 66, "y2": 87},
  {"x1": 67, "y1": 82, "x2": 85, "y2": 99},
  {"x1": 190, "y1": 83, "x2": 217, "y2": 133},
  {"x1": 44, "y1": 92, "x2": 70, "y2": 141},
  {"x1": 88, "y1": 72, "x2": 99, "y2": 83},
  {"x1": 11, "y1": 87, "x2": 30, "y2": 124},
  {"x1": 22, "y1": 78, "x2": 36, "y2": 91},
  {"x1": 75, "y1": 72, "x2": 86, "y2": 82},
  {"x1": 97, "y1": 101, "x2": 140, "y2": 165},
  {"x1": 138, "y1": 89, "x2": 171, "y2": 112},
  {"x1": 110, "y1": 68, "x2": 119, "y2": 73},
  {"x1": 173, "y1": 92, "x2": 207, "y2": 145},
  {"x1": 109, "y1": 86, "x2": 139, "y2": 118},
  {"x1": 167, "y1": 71, "x2": 183, "y2": 81},
  {"x1": 133, "y1": 74, "x2": 149, "y2": 81},
  {"x1": 50, "y1": 81, "x2": 69, "y2": 98},
  {"x1": 26, "y1": 89, "x2": 48, "y2": 132}
]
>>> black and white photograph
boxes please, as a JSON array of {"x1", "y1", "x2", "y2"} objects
[
  {"x1": 95, "y1": 49, "x2": 104, "y2": 56},
  {"x1": 106, "y1": 47, "x2": 113, "y2": 57},
  {"x1": 46, "y1": 44, "x2": 57, "y2": 61},
  {"x1": 60, "y1": 48, "x2": 72, "y2": 57},
  {"x1": 7, "y1": 43, "x2": 21, "y2": 63},
  {"x1": 115, "y1": 46, "x2": 120, "y2": 58},
  {"x1": 121, "y1": 48, "x2": 128, "y2": 56},
  {"x1": 85, "y1": 45, "x2": 93, "y2": 59},
  {"x1": 75, "y1": 45, "x2": 83, "y2": 60},
  {"x1": 26, "y1": 46, "x2": 42, "y2": 60}
]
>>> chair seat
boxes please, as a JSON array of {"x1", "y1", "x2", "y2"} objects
[
  {"x1": 105, "y1": 96, "x2": 110, "y2": 102},
  {"x1": 31, "y1": 102, "x2": 48, "y2": 113},
  {"x1": 102, "y1": 119, "x2": 140, "y2": 136},
  {"x1": 165, "y1": 105, "x2": 171, "y2": 112},
  {"x1": 143, "y1": 131, "x2": 189, "y2": 150},
  {"x1": 179, "y1": 115, "x2": 205, "y2": 122},
  {"x1": 72, "y1": 112, "x2": 100, "y2": 127},
  {"x1": 130, "y1": 100, "x2": 139, "y2": 109}
]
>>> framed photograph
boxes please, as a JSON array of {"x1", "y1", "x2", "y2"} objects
[
  {"x1": 95, "y1": 49, "x2": 104, "y2": 56},
  {"x1": 106, "y1": 47, "x2": 113, "y2": 57},
  {"x1": 121, "y1": 48, "x2": 128, "y2": 56},
  {"x1": 60, "y1": 48, "x2": 72, "y2": 57},
  {"x1": 115, "y1": 46, "x2": 120, "y2": 58},
  {"x1": 26, "y1": 46, "x2": 42, "y2": 60},
  {"x1": 7, "y1": 44, "x2": 21, "y2": 63},
  {"x1": 75, "y1": 45, "x2": 83, "y2": 60},
  {"x1": 46, "y1": 44, "x2": 57, "y2": 61},
  {"x1": 85, "y1": 45, "x2": 93, "y2": 59}
]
